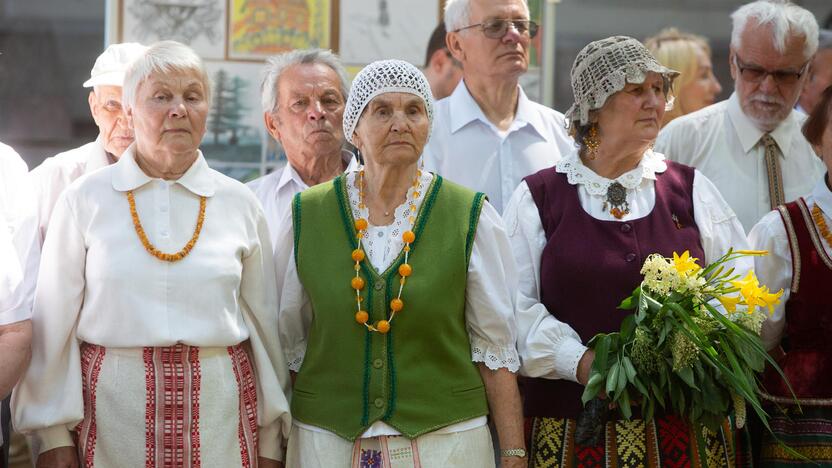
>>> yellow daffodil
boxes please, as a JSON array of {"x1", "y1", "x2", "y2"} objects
[
  {"x1": 758, "y1": 286, "x2": 784, "y2": 314},
  {"x1": 717, "y1": 294, "x2": 742, "y2": 313},
  {"x1": 672, "y1": 251, "x2": 701, "y2": 277}
]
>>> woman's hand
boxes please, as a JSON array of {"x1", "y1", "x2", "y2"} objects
[
  {"x1": 36, "y1": 447, "x2": 79, "y2": 468},
  {"x1": 577, "y1": 349, "x2": 596, "y2": 385},
  {"x1": 501, "y1": 455, "x2": 528, "y2": 468},
  {"x1": 258, "y1": 457, "x2": 283, "y2": 468}
]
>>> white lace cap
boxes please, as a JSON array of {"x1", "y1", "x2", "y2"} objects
[
  {"x1": 564, "y1": 36, "x2": 679, "y2": 127},
  {"x1": 343, "y1": 59, "x2": 434, "y2": 145}
]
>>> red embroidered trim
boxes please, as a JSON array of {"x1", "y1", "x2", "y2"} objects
[
  {"x1": 145, "y1": 345, "x2": 202, "y2": 468},
  {"x1": 77, "y1": 343, "x2": 106, "y2": 468},
  {"x1": 228, "y1": 345, "x2": 258, "y2": 468},
  {"x1": 144, "y1": 347, "x2": 156, "y2": 468}
]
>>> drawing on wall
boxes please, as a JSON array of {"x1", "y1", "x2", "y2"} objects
[
  {"x1": 339, "y1": 0, "x2": 439, "y2": 65},
  {"x1": 121, "y1": 0, "x2": 226, "y2": 59},
  {"x1": 228, "y1": 0, "x2": 331, "y2": 59},
  {"x1": 201, "y1": 61, "x2": 275, "y2": 181}
]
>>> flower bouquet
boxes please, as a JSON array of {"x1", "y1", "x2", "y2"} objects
[{"x1": 578, "y1": 249, "x2": 791, "y2": 444}]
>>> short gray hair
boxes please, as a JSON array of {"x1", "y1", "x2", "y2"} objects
[
  {"x1": 260, "y1": 49, "x2": 348, "y2": 114},
  {"x1": 819, "y1": 29, "x2": 832, "y2": 51},
  {"x1": 122, "y1": 41, "x2": 211, "y2": 111},
  {"x1": 444, "y1": 0, "x2": 529, "y2": 33},
  {"x1": 730, "y1": 0, "x2": 819, "y2": 60}
]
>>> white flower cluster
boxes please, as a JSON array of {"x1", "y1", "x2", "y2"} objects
[{"x1": 640, "y1": 254, "x2": 682, "y2": 296}]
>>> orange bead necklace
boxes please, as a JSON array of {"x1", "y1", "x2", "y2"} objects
[
  {"x1": 812, "y1": 203, "x2": 832, "y2": 250},
  {"x1": 127, "y1": 190, "x2": 206, "y2": 262},
  {"x1": 352, "y1": 169, "x2": 422, "y2": 333}
]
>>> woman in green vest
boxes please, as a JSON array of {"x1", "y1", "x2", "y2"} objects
[{"x1": 276, "y1": 59, "x2": 526, "y2": 467}]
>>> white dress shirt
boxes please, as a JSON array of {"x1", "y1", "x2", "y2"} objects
[
  {"x1": 749, "y1": 176, "x2": 832, "y2": 351},
  {"x1": 247, "y1": 151, "x2": 358, "y2": 249},
  {"x1": 656, "y1": 93, "x2": 825, "y2": 231},
  {"x1": 12, "y1": 147, "x2": 291, "y2": 458},
  {"x1": 503, "y1": 149, "x2": 752, "y2": 382},
  {"x1": 29, "y1": 136, "x2": 112, "y2": 245},
  {"x1": 0, "y1": 142, "x2": 38, "y2": 326},
  {"x1": 422, "y1": 80, "x2": 574, "y2": 213},
  {"x1": 277, "y1": 169, "x2": 519, "y2": 438}
]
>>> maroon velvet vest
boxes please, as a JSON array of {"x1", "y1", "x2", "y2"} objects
[
  {"x1": 523, "y1": 161, "x2": 704, "y2": 419},
  {"x1": 760, "y1": 198, "x2": 832, "y2": 401}
]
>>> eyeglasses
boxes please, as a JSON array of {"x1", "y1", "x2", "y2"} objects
[
  {"x1": 454, "y1": 19, "x2": 539, "y2": 39},
  {"x1": 732, "y1": 54, "x2": 809, "y2": 85}
]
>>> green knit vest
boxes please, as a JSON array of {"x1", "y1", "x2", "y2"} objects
[{"x1": 291, "y1": 174, "x2": 489, "y2": 440}]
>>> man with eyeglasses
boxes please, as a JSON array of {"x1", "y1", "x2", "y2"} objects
[
  {"x1": 29, "y1": 42, "x2": 147, "y2": 245},
  {"x1": 422, "y1": 0, "x2": 573, "y2": 214},
  {"x1": 656, "y1": 0, "x2": 824, "y2": 231},
  {"x1": 423, "y1": 23, "x2": 464, "y2": 101}
]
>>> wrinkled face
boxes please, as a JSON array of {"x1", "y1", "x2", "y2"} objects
[
  {"x1": 596, "y1": 72, "x2": 668, "y2": 146},
  {"x1": 89, "y1": 85, "x2": 133, "y2": 157},
  {"x1": 266, "y1": 63, "x2": 345, "y2": 163},
  {"x1": 800, "y1": 49, "x2": 832, "y2": 114},
  {"x1": 677, "y1": 46, "x2": 722, "y2": 114},
  {"x1": 352, "y1": 92, "x2": 429, "y2": 167},
  {"x1": 731, "y1": 24, "x2": 809, "y2": 131},
  {"x1": 128, "y1": 70, "x2": 209, "y2": 157},
  {"x1": 449, "y1": 0, "x2": 531, "y2": 81}
]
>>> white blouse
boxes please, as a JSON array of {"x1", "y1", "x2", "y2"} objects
[
  {"x1": 503, "y1": 149, "x2": 752, "y2": 383},
  {"x1": 749, "y1": 176, "x2": 832, "y2": 351},
  {"x1": 277, "y1": 168, "x2": 519, "y2": 437},
  {"x1": 12, "y1": 148, "x2": 291, "y2": 459}
]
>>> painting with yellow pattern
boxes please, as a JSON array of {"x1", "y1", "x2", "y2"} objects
[{"x1": 228, "y1": 0, "x2": 331, "y2": 59}]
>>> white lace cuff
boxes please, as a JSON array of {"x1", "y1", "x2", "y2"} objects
[
  {"x1": 285, "y1": 342, "x2": 307, "y2": 372},
  {"x1": 553, "y1": 337, "x2": 588, "y2": 384},
  {"x1": 470, "y1": 335, "x2": 521, "y2": 372}
]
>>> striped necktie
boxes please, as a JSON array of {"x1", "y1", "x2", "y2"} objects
[{"x1": 761, "y1": 133, "x2": 785, "y2": 210}]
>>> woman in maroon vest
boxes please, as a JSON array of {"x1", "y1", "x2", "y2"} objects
[
  {"x1": 503, "y1": 36, "x2": 752, "y2": 467},
  {"x1": 750, "y1": 85, "x2": 832, "y2": 466}
]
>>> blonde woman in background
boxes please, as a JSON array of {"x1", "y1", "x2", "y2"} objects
[{"x1": 645, "y1": 28, "x2": 722, "y2": 126}]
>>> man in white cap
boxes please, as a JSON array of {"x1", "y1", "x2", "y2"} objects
[{"x1": 29, "y1": 42, "x2": 147, "y2": 244}]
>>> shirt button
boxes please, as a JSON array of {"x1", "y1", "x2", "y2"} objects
[
  {"x1": 161, "y1": 230, "x2": 169, "y2": 237},
  {"x1": 373, "y1": 359, "x2": 384, "y2": 369},
  {"x1": 160, "y1": 205, "x2": 169, "y2": 213},
  {"x1": 374, "y1": 398, "x2": 384, "y2": 408},
  {"x1": 377, "y1": 231, "x2": 384, "y2": 238},
  {"x1": 625, "y1": 253, "x2": 637, "y2": 262},
  {"x1": 621, "y1": 223, "x2": 632, "y2": 233},
  {"x1": 374, "y1": 282, "x2": 384, "y2": 291}
]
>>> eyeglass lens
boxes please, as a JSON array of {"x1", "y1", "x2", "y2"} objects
[
  {"x1": 482, "y1": 19, "x2": 539, "y2": 39},
  {"x1": 735, "y1": 56, "x2": 803, "y2": 84}
]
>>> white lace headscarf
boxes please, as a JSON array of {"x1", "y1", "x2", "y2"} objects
[
  {"x1": 565, "y1": 36, "x2": 679, "y2": 128},
  {"x1": 343, "y1": 59, "x2": 435, "y2": 146}
]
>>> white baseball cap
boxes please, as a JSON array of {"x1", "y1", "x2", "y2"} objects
[{"x1": 83, "y1": 42, "x2": 148, "y2": 88}]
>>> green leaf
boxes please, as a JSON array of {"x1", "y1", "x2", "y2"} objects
[
  {"x1": 594, "y1": 334, "x2": 610, "y2": 372},
  {"x1": 620, "y1": 316, "x2": 636, "y2": 341},
  {"x1": 619, "y1": 387, "x2": 633, "y2": 419},
  {"x1": 675, "y1": 366, "x2": 700, "y2": 390},
  {"x1": 616, "y1": 360, "x2": 628, "y2": 394},
  {"x1": 622, "y1": 357, "x2": 637, "y2": 381},
  {"x1": 607, "y1": 362, "x2": 620, "y2": 396}
]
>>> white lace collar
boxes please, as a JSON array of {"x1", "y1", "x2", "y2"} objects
[{"x1": 555, "y1": 148, "x2": 668, "y2": 197}]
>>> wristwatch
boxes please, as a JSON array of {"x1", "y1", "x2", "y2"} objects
[{"x1": 500, "y1": 448, "x2": 527, "y2": 458}]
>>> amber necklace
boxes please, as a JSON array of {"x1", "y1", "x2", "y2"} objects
[
  {"x1": 351, "y1": 169, "x2": 422, "y2": 333},
  {"x1": 127, "y1": 190, "x2": 206, "y2": 262},
  {"x1": 812, "y1": 203, "x2": 832, "y2": 250}
]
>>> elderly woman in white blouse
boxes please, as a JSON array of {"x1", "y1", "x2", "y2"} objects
[
  {"x1": 277, "y1": 59, "x2": 526, "y2": 468},
  {"x1": 503, "y1": 36, "x2": 751, "y2": 466},
  {"x1": 13, "y1": 41, "x2": 291, "y2": 468}
]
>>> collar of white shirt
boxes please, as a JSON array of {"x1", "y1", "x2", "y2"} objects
[
  {"x1": 812, "y1": 175, "x2": 832, "y2": 216},
  {"x1": 276, "y1": 149, "x2": 359, "y2": 193},
  {"x1": 89, "y1": 135, "x2": 114, "y2": 172},
  {"x1": 726, "y1": 92, "x2": 799, "y2": 156},
  {"x1": 111, "y1": 145, "x2": 216, "y2": 197},
  {"x1": 447, "y1": 79, "x2": 548, "y2": 141}
]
